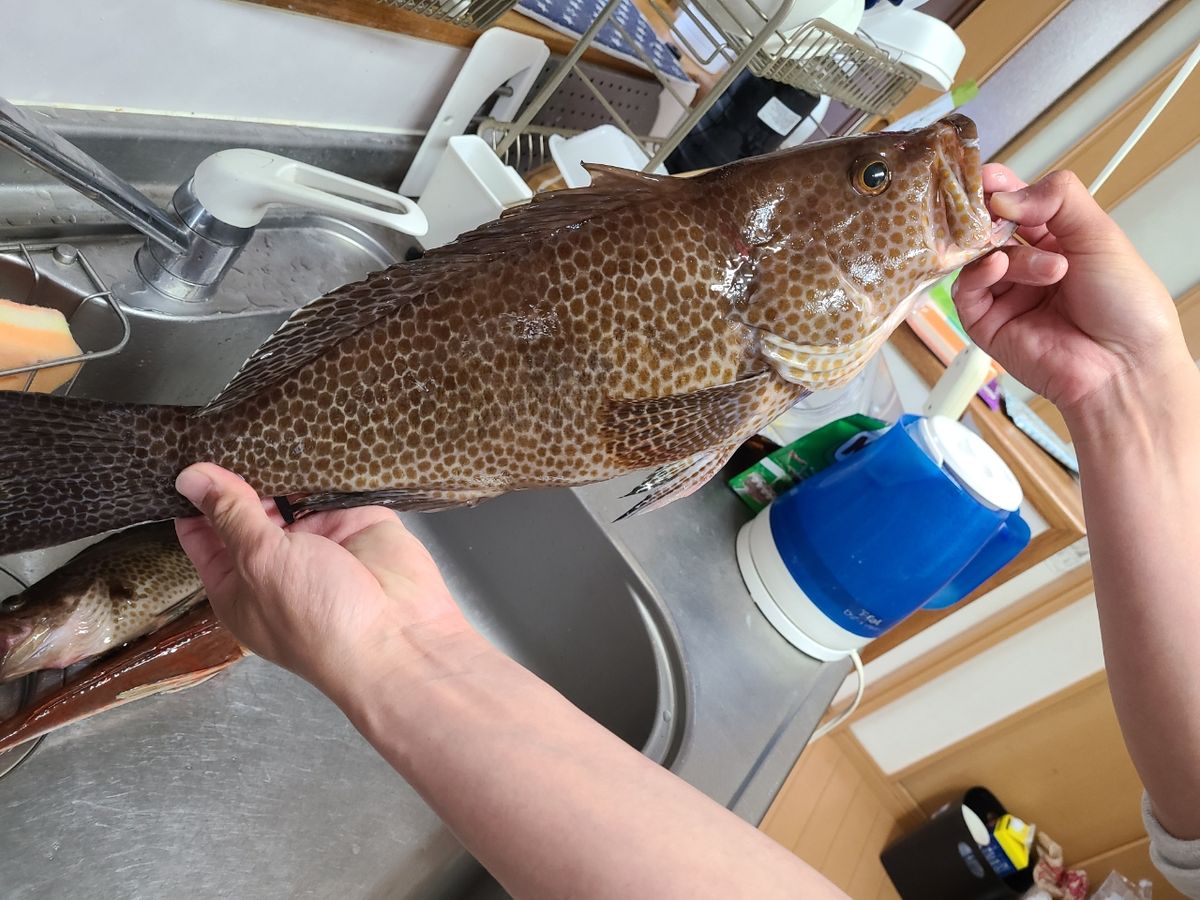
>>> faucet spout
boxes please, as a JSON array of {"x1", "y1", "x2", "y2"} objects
[{"x1": 0, "y1": 98, "x2": 191, "y2": 255}]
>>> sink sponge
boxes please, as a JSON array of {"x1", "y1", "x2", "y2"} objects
[{"x1": 0, "y1": 298, "x2": 82, "y2": 392}]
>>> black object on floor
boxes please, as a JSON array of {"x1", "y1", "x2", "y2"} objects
[{"x1": 880, "y1": 786, "x2": 1034, "y2": 900}]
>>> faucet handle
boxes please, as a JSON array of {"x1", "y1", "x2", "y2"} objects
[{"x1": 191, "y1": 149, "x2": 428, "y2": 237}]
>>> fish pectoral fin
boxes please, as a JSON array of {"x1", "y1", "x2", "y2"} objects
[
  {"x1": 602, "y1": 371, "x2": 774, "y2": 465},
  {"x1": 288, "y1": 487, "x2": 501, "y2": 516},
  {"x1": 616, "y1": 447, "x2": 736, "y2": 520}
]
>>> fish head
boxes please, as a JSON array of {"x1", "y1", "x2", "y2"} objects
[
  {"x1": 731, "y1": 114, "x2": 1015, "y2": 389},
  {"x1": 0, "y1": 580, "x2": 85, "y2": 681}
]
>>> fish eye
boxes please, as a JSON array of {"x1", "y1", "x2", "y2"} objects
[
  {"x1": 1, "y1": 595, "x2": 25, "y2": 611},
  {"x1": 851, "y1": 159, "x2": 891, "y2": 195}
]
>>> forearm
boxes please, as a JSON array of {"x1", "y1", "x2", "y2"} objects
[
  {"x1": 335, "y1": 626, "x2": 844, "y2": 900},
  {"x1": 1065, "y1": 357, "x2": 1200, "y2": 838}
]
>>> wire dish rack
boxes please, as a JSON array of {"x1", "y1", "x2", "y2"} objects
[
  {"x1": 0, "y1": 242, "x2": 129, "y2": 395},
  {"x1": 489, "y1": 0, "x2": 921, "y2": 172},
  {"x1": 376, "y1": 0, "x2": 518, "y2": 28}
]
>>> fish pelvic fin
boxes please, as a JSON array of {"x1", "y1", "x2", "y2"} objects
[
  {"x1": 287, "y1": 486, "x2": 501, "y2": 516},
  {"x1": 616, "y1": 447, "x2": 736, "y2": 520},
  {"x1": 0, "y1": 391, "x2": 195, "y2": 554}
]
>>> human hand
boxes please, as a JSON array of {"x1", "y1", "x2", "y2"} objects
[
  {"x1": 173, "y1": 463, "x2": 475, "y2": 701},
  {"x1": 952, "y1": 166, "x2": 1190, "y2": 421}
]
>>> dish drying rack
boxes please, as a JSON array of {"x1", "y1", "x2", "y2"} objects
[
  {"x1": 485, "y1": 0, "x2": 921, "y2": 172},
  {"x1": 376, "y1": 0, "x2": 518, "y2": 29},
  {"x1": 0, "y1": 241, "x2": 130, "y2": 395}
]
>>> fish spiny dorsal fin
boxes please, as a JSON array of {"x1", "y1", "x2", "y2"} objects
[
  {"x1": 435, "y1": 164, "x2": 684, "y2": 260},
  {"x1": 202, "y1": 264, "x2": 419, "y2": 414},
  {"x1": 204, "y1": 167, "x2": 687, "y2": 415}
]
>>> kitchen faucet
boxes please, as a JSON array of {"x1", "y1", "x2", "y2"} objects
[{"x1": 0, "y1": 97, "x2": 427, "y2": 305}]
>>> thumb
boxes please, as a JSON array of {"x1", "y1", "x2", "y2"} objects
[
  {"x1": 989, "y1": 170, "x2": 1120, "y2": 253},
  {"x1": 175, "y1": 463, "x2": 280, "y2": 557}
]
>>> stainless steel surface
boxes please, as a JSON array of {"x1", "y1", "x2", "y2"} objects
[
  {"x1": 0, "y1": 108, "x2": 419, "y2": 405},
  {"x1": 0, "y1": 101, "x2": 422, "y2": 306},
  {"x1": 0, "y1": 98, "x2": 191, "y2": 254},
  {"x1": 0, "y1": 109, "x2": 846, "y2": 898},
  {"x1": 960, "y1": 0, "x2": 1171, "y2": 159}
]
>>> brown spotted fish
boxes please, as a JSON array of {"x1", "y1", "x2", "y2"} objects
[
  {"x1": 0, "y1": 523, "x2": 203, "y2": 679},
  {"x1": 0, "y1": 115, "x2": 1013, "y2": 554},
  {"x1": 0, "y1": 604, "x2": 243, "y2": 754}
]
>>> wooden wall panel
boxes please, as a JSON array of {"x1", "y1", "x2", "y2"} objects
[
  {"x1": 1077, "y1": 837, "x2": 1187, "y2": 900},
  {"x1": 761, "y1": 736, "x2": 910, "y2": 899},
  {"x1": 897, "y1": 674, "x2": 1146, "y2": 867}
]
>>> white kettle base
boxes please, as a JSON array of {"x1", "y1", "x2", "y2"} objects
[{"x1": 736, "y1": 515, "x2": 872, "y2": 662}]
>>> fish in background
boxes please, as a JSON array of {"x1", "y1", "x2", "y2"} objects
[
  {"x1": 0, "y1": 115, "x2": 1014, "y2": 555},
  {"x1": 0, "y1": 523, "x2": 204, "y2": 681},
  {"x1": 0, "y1": 604, "x2": 244, "y2": 755}
]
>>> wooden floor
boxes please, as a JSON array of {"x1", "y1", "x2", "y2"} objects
[{"x1": 760, "y1": 736, "x2": 910, "y2": 900}]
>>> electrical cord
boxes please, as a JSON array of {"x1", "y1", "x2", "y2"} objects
[{"x1": 811, "y1": 649, "x2": 865, "y2": 742}]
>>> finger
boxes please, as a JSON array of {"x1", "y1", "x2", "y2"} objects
[
  {"x1": 952, "y1": 252, "x2": 1008, "y2": 335},
  {"x1": 982, "y1": 165, "x2": 1051, "y2": 246},
  {"x1": 981, "y1": 164, "x2": 1027, "y2": 194},
  {"x1": 988, "y1": 170, "x2": 1118, "y2": 254},
  {"x1": 996, "y1": 244, "x2": 1068, "y2": 286},
  {"x1": 175, "y1": 463, "x2": 282, "y2": 558},
  {"x1": 288, "y1": 506, "x2": 399, "y2": 544}
]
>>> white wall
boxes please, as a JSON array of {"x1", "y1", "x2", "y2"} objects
[
  {"x1": 851, "y1": 592, "x2": 1104, "y2": 774},
  {"x1": 0, "y1": 0, "x2": 466, "y2": 133}
]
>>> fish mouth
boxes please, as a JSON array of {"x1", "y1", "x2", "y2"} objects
[{"x1": 931, "y1": 115, "x2": 1016, "y2": 265}]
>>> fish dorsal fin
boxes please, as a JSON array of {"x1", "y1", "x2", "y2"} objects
[
  {"x1": 202, "y1": 265, "x2": 416, "y2": 414},
  {"x1": 204, "y1": 167, "x2": 684, "y2": 414},
  {"x1": 439, "y1": 164, "x2": 683, "y2": 259},
  {"x1": 601, "y1": 371, "x2": 775, "y2": 465}
]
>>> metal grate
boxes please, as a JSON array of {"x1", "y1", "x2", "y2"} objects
[
  {"x1": 376, "y1": 0, "x2": 518, "y2": 29},
  {"x1": 749, "y1": 22, "x2": 920, "y2": 115},
  {"x1": 493, "y1": 0, "x2": 923, "y2": 172},
  {"x1": 0, "y1": 242, "x2": 129, "y2": 395}
]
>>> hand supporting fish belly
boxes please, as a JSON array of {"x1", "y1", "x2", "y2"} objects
[{"x1": 0, "y1": 115, "x2": 1014, "y2": 555}]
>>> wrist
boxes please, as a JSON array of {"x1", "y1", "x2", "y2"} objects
[
  {"x1": 318, "y1": 611, "x2": 492, "y2": 716},
  {"x1": 1061, "y1": 347, "x2": 1198, "y2": 447}
]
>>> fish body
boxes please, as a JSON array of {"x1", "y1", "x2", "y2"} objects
[
  {"x1": 0, "y1": 604, "x2": 243, "y2": 754},
  {"x1": 0, "y1": 115, "x2": 1012, "y2": 554},
  {"x1": 0, "y1": 523, "x2": 203, "y2": 680}
]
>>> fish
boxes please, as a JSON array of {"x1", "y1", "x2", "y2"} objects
[
  {"x1": 0, "y1": 115, "x2": 1014, "y2": 555},
  {"x1": 0, "y1": 604, "x2": 244, "y2": 755},
  {"x1": 0, "y1": 523, "x2": 204, "y2": 681}
]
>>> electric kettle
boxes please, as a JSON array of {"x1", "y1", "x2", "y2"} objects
[{"x1": 737, "y1": 415, "x2": 1031, "y2": 660}]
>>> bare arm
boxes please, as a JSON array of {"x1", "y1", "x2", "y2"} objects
[
  {"x1": 174, "y1": 465, "x2": 846, "y2": 900},
  {"x1": 954, "y1": 168, "x2": 1200, "y2": 838}
]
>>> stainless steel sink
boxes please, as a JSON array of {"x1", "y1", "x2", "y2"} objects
[
  {"x1": 0, "y1": 489, "x2": 682, "y2": 899},
  {"x1": 0, "y1": 108, "x2": 846, "y2": 899}
]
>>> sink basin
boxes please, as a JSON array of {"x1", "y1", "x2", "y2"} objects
[
  {"x1": 0, "y1": 490, "x2": 681, "y2": 899},
  {"x1": 0, "y1": 107, "x2": 846, "y2": 900}
]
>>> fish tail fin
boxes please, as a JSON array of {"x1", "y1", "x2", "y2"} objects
[{"x1": 0, "y1": 391, "x2": 195, "y2": 554}]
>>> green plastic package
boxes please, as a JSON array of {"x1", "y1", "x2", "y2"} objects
[{"x1": 728, "y1": 414, "x2": 888, "y2": 513}]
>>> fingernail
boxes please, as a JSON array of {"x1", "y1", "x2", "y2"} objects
[
  {"x1": 991, "y1": 171, "x2": 1007, "y2": 185},
  {"x1": 1031, "y1": 252, "x2": 1063, "y2": 277},
  {"x1": 175, "y1": 467, "x2": 212, "y2": 507}
]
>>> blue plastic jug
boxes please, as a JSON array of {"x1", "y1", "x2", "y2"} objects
[{"x1": 736, "y1": 415, "x2": 1030, "y2": 659}]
